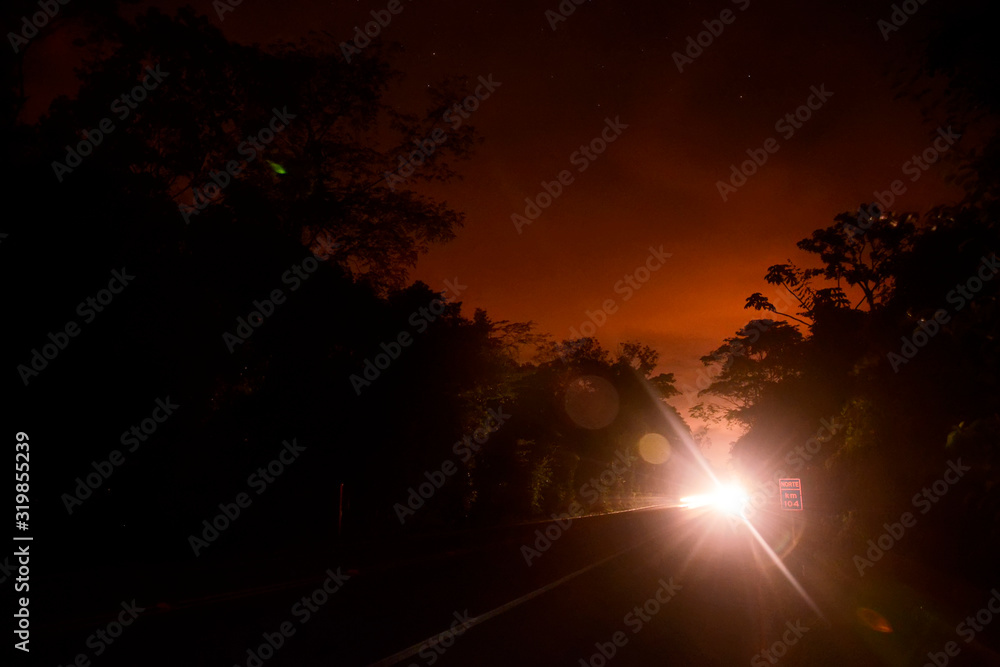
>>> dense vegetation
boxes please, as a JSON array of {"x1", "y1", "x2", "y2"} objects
[
  {"x1": 7, "y1": 2, "x2": 997, "y2": 593},
  {"x1": 7, "y1": 6, "x2": 691, "y2": 568}
]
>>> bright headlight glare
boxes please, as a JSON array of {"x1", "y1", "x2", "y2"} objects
[{"x1": 680, "y1": 483, "x2": 749, "y2": 515}]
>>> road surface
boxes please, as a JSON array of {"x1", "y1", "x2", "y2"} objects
[{"x1": 33, "y1": 507, "x2": 1000, "y2": 666}]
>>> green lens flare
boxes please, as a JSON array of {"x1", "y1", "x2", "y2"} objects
[{"x1": 267, "y1": 160, "x2": 287, "y2": 174}]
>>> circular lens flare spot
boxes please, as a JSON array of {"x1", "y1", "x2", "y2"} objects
[
  {"x1": 638, "y1": 433, "x2": 671, "y2": 464},
  {"x1": 564, "y1": 375, "x2": 619, "y2": 430}
]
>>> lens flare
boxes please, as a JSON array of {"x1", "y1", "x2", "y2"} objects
[
  {"x1": 680, "y1": 483, "x2": 750, "y2": 516},
  {"x1": 564, "y1": 375, "x2": 619, "y2": 429},
  {"x1": 638, "y1": 433, "x2": 671, "y2": 464},
  {"x1": 856, "y1": 607, "x2": 893, "y2": 633}
]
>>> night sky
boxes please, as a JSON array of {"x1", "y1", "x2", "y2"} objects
[{"x1": 22, "y1": 0, "x2": 964, "y2": 463}]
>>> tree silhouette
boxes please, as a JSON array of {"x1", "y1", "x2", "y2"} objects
[{"x1": 35, "y1": 6, "x2": 478, "y2": 292}]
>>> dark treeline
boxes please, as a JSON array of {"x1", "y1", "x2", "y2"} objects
[
  {"x1": 6, "y1": 3, "x2": 692, "y2": 569},
  {"x1": 693, "y1": 0, "x2": 1000, "y2": 586},
  {"x1": 8, "y1": 1, "x2": 998, "y2": 594}
]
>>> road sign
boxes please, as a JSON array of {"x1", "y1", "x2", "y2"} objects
[{"x1": 779, "y1": 478, "x2": 803, "y2": 511}]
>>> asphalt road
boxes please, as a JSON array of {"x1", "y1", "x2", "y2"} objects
[{"x1": 33, "y1": 507, "x2": 1000, "y2": 666}]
